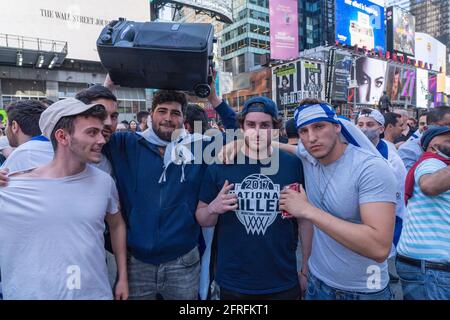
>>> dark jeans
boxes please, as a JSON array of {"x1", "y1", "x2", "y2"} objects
[{"x1": 220, "y1": 285, "x2": 301, "y2": 300}]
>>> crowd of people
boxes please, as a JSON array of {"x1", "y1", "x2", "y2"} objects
[{"x1": 0, "y1": 74, "x2": 448, "y2": 301}]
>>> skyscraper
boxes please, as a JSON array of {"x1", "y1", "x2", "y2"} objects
[{"x1": 221, "y1": 0, "x2": 335, "y2": 75}]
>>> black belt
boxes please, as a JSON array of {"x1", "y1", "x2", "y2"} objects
[{"x1": 397, "y1": 255, "x2": 450, "y2": 272}]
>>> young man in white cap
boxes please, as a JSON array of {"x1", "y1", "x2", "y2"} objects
[
  {"x1": 356, "y1": 108, "x2": 407, "y2": 249},
  {"x1": 196, "y1": 97, "x2": 312, "y2": 300},
  {"x1": 279, "y1": 98, "x2": 397, "y2": 300},
  {"x1": 0, "y1": 98, "x2": 128, "y2": 300}
]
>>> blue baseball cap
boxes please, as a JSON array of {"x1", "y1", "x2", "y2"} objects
[
  {"x1": 421, "y1": 125, "x2": 450, "y2": 151},
  {"x1": 241, "y1": 97, "x2": 278, "y2": 118}
]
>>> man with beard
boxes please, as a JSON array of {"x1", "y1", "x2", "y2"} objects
[
  {"x1": 398, "y1": 126, "x2": 450, "y2": 300},
  {"x1": 104, "y1": 89, "x2": 236, "y2": 300},
  {"x1": 0, "y1": 99, "x2": 128, "y2": 299}
]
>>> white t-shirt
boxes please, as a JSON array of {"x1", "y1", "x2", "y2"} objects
[
  {"x1": 91, "y1": 154, "x2": 112, "y2": 175},
  {"x1": 384, "y1": 139, "x2": 407, "y2": 220},
  {"x1": 0, "y1": 139, "x2": 53, "y2": 174},
  {"x1": 0, "y1": 166, "x2": 119, "y2": 300}
]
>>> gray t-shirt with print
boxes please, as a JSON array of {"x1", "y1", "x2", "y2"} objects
[{"x1": 298, "y1": 144, "x2": 397, "y2": 292}]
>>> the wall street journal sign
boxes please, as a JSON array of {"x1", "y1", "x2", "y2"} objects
[{"x1": 0, "y1": 0, "x2": 150, "y2": 61}]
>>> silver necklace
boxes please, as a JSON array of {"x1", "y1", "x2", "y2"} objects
[{"x1": 317, "y1": 161, "x2": 340, "y2": 208}]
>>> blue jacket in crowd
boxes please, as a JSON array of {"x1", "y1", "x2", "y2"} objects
[{"x1": 104, "y1": 101, "x2": 236, "y2": 264}]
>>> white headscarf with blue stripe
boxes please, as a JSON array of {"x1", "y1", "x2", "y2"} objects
[{"x1": 293, "y1": 103, "x2": 381, "y2": 163}]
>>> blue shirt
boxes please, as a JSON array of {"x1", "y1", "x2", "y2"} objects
[
  {"x1": 199, "y1": 149, "x2": 304, "y2": 294},
  {"x1": 398, "y1": 158, "x2": 450, "y2": 262}
]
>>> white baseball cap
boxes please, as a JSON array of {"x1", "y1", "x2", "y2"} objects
[
  {"x1": 39, "y1": 98, "x2": 104, "y2": 139},
  {"x1": 357, "y1": 108, "x2": 385, "y2": 126}
]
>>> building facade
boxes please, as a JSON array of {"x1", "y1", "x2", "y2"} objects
[
  {"x1": 220, "y1": 0, "x2": 335, "y2": 75},
  {"x1": 0, "y1": 0, "x2": 151, "y2": 121}
]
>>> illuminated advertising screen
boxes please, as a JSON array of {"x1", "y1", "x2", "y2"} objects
[
  {"x1": 386, "y1": 6, "x2": 415, "y2": 56},
  {"x1": 416, "y1": 68, "x2": 429, "y2": 109},
  {"x1": 269, "y1": 0, "x2": 299, "y2": 60},
  {"x1": 332, "y1": 53, "x2": 353, "y2": 101},
  {"x1": 385, "y1": 64, "x2": 416, "y2": 106},
  {"x1": 335, "y1": 0, "x2": 385, "y2": 52},
  {"x1": 0, "y1": 0, "x2": 150, "y2": 61},
  {"x1": 348, "y1": 56, "x2": 387, "y2": 105},
  {"x1": 272, "y1": 59, "x2": 325, "y2": 116},
  {"x1": 158, "y1": 1, "x2": 233, "y2": 23}
]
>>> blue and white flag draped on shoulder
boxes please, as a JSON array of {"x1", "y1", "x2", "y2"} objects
[
  {"x1": 138, "y1": 127, "x2": 211, "y2": 183},
  {"x1": 293, "y1": 103, "x2": 381, "y2": 163}
]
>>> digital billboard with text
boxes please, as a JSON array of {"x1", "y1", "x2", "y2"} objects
[
  {"x1": 269, "y1": 0, "x2": 299, "y2": 60},
  {"x1": 335, "y1": 0, "x2": 385, "y2": 52}
]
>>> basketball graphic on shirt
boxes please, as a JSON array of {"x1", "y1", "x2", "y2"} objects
[{"x1": 233, "y1": 174, "x2": 280, "y2": 235}]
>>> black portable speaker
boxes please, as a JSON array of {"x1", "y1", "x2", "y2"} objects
[{"x1": 97, "y1": 19, "x2": 215, "y2": 98}]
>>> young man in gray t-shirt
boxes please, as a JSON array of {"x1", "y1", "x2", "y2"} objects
[{"x1": 280, "y1": 99, "x2": 397, "y2": 300}]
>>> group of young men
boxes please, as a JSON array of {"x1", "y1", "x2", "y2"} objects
[{"x1": 0, "y1": 77, "x2": 449, "y2": 300}]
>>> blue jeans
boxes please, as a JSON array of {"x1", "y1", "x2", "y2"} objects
[
  {"x1": 128, "y1": 246, "x2": 200, "y2": 300},
  {"x1": 396, "y1": 259, "x2": 450, "y2": 300},
  {"x1": 305, "y1": 272, "x2": 393, "y2": 300}
]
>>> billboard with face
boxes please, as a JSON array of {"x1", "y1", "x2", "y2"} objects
[
  {"x1": 349, "y1": 56, "x2": 387, "y2": 105},
  {"x1": 415, "y1": 32, "x2": 447, "y2": 73},
  {"x1": 272, "y1": 59, "x2": 325, "y2": 116},
  {"x1": 385, "y1": 64, "x2": 416, "y2": 106},
  {"x1": 335, "y1": 0, "x2": 385, "y2": 52}
]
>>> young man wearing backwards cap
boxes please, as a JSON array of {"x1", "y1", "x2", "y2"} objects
[
  {"x1": 279, "y1": 98, "x2": 397, "y2": 300},
  {"x1": 196, "y1": 97, "x2": 313, "y2": 300},
  {"x1": 0, "y1": 98, "x2": 128, "y2": 300},
  {"x1": 397, "y1": 126, "x2": 450, "y2": 300},
  {"x1": 356, "y1": 108, "x2": 407, "y2": 249}
]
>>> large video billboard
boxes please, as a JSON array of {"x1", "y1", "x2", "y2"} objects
[
  {"x1": 269, "y1": 0, "x2": 299, "y2": 60},
  {"x1": 416, "y1": 68, "x2": 429, "y2": 108},
  {"x1": 348, "y1": 56, "x2": 387, "y2": 105},
  {"x1": 0, "y1": 0, "x2": 150, "y2": 62},
  {"x1": 386, "y1": 6, "x2": 415, "y2": 56},
  {"x1": 415, "y1": 32, "x2": 447, "y2": 73},
  {"x1": 335, "y1": 0, "x2": 385, "y2": 52},
  {"x1": 385, "y1": 64, "x2": 416, "y2": 106},
  {"x1": 161, "y1": 1, "x2": 233, "y2": 23},
  {"x1": 272, "y1": 59, "x2": 325, "y2": 116},
  {"x1": 331, "y1": 53, "x2": 353, "y2": 102}
]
